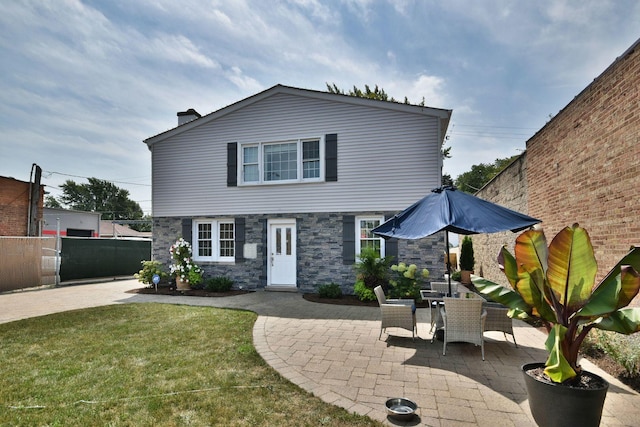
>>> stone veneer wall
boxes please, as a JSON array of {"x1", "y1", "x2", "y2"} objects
[
  {"x1": 153, "y1": 212, "x2": 445, "y2": 293},
  {"x1": 473, "y1": 154, "x2": 529, "y2": 287}
]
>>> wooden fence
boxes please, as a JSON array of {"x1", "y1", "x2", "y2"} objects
[{"x1": 0, "y1": 237, "x2": 57, "y2": 292}]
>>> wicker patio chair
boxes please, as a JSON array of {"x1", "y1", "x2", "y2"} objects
[
  {"x1": 374, "y1": 286, "x2": 417, "y2": 340},
  {"x1": 483, "y1": 302, "x2": 518, "y2": 347},
  {"x1": 430, "y1": 281, "x2": 458, "y2": 296},
  {"x1": 420, "y1": 289, "x2": 443, "y2": 333},
  {"x1": 441, "y1": 297, "x2": 487, "y2": 360},
  {"x1": 421, "y1": 282, "x2": 458, "y2": 332}
]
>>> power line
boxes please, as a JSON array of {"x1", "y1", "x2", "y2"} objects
[
  {"x1": 446, "y1": 122, "x2": 538, "y2": 141},
  {"x1": 449, "y1": 131, "x2": 532, "y2": 140},
  {"x1": 454, "y1": 124, "x2": 538, "y2": 130}
]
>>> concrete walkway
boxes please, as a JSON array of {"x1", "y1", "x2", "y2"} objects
[{"x1": 2, "y1": 279, "x2": 639, "y2": 426}]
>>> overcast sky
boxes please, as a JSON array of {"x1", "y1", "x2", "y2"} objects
[{"x1": 1, "y1": 1, "x2": 639, "y2": 216}]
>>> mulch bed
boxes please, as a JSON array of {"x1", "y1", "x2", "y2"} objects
[
  {"x1": 581, "y1": 347, "x2": 640, "y2": 392},
  {"x1": 302, "y1": 293, "x2": 431, "y2": 308}
]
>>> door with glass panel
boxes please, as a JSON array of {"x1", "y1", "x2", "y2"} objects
[{"x1": 268, "y1": 219, "x2": 297, "y2": 287}]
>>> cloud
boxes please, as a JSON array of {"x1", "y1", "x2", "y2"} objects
[
  {"x1": 146, "y1": 34, "x2": 220, "y2": 69},
  {"x1": 226, "y1": 66, "x2": 264, "y2": 92},
  {"x1": 411, "y1": 74, "x2": 446, "y2": 107},
  {"x1": 2, "y1": 0, "x2": 639, "y2": 211}
]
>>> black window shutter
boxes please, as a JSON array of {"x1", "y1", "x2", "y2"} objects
[
  {"x1": 325, "y1": 133, "x2": 338, "y2": 182},
  {"x1": 235, "y1": 217, "x2": 245, "y2": 263},
  {"x1": 342, "y1": 215, "x2": 355, "y2": 265},
  {"x1": 227, "y1": 142, "x2": 238, "y2": 187},
  {"x1": 384, "y1": 215, "x2": 398, "y2": 261},
  {"x1": 385, "y1": 238, "x2": 398, "y2": 262},
  {"x1": 181, "y1": 218, "x2": 192, "y2": 244}
]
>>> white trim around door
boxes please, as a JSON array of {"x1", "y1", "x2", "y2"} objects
[{"x1": 267, "y1": 219, "x2": 297, "y2": 287}]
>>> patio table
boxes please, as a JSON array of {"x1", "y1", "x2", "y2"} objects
[{"x1": 420, "y1": 285, "x2": 485, "y2": 341}]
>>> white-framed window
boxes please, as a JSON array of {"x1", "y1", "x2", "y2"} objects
[
  {"x1": 240, "y1": 137, "x2": 323, "y2": 185},
  {"x1": 302, "y1": 139, "x2": 320, "y2": 179},
  {"x1": 242, "y1": 145, "x2": 259, "y2": 182},
  {"x1": 192, "y1": 219, "x2": 235, "y2": 262},
  {"x1": 355, "y1": 216, "x2": 385, "y2": 258}
]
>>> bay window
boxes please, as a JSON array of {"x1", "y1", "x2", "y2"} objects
[{"x1": 240, "y1": 138, "x2": 322, "y2": 184}]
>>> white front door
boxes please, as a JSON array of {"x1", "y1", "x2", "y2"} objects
[{"x1": 268, "y1": 219, "x2": 297, "y2": 287}]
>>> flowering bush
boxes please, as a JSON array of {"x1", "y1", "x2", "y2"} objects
[
  {"x1": 134, "y1": 260, "x2": 168, "y2": 287},
  {"x1": 388, "y1": 262, "x2": 429, "y2": 301},
  {"x1": 169, "y1": 238, "x2": 203, "y2": 287}
]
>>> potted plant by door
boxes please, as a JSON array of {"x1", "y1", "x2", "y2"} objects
[
  {"x1": 472, "y1": 224, "x2": 640, "y2": 427},
  {"x1": 459, "y1": 236, "x2": 474, "y2": 284},
  {"x1": 169, "y1": 238, "x2": 202, "y2": 291}
]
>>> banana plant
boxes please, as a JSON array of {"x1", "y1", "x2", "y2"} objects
[{"x1": 472, "y1": 224, "x2": 640, "y2": 384}]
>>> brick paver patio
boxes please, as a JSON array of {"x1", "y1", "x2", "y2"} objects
[{"x1": 2, "y1": 279, "x2": 639, "y2": 426}]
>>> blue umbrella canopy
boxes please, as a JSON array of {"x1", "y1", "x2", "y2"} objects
[
  {"x1": 372, "y1": 186, "x2": 541, "y2": 239},
  {"x1": 372, "y1": 186, "x2": 541, "y2": 296}
]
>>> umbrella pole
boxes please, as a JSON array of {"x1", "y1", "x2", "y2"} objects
[{"x1": 445, "y1": 232, "x2": 452, "y2": 296}]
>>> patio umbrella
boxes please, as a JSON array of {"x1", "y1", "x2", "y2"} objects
[{"x1": 372, "y1": 186, "x2": 541, "y2": 296}]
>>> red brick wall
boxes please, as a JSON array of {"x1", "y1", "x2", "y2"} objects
[
  {"x1": 527, "y1": 41, "x2": 640, "y2": 285},
  {"x1": 0, "y1": 177, "x2": 44, "y2": 236},
  {"x1": 474, "y1": 154, "x2": 529, "y2": 286},
  {"x1": 477, "y1": 40, "x2": 640, "y2": 297}
]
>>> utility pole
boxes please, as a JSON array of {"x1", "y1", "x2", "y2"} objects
[{"x1": 28, "y1": 164, "x2": 42, "y2": 236}]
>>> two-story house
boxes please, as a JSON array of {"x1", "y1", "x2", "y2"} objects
[{"x1": 144, "y1": 84, "x2": 452, "y2": 292}]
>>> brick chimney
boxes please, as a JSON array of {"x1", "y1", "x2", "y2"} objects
[{"x1": 177, "y1": 108, "x2": 201, "y2": 125}]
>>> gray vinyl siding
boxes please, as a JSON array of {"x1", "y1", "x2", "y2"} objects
[{"x1": 150, "y1": 92, "x2": 442, "y2": 217}]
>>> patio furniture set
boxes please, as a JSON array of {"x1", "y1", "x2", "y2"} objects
[{"x1": 374, "y1": 281, "x2": 517, "y2": 360}]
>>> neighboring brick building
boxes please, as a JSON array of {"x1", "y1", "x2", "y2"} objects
[
  {"x1": 526, "y1": 39, "x2": 640, "y2": 284},
  {"x1": 473, "y1": 154, "x2": 529, "y2": 285},
  {"x1": 474, "y1": 37, "x2": 640, "y2": 289},
  {"x1": 0, "y1": 176, "x2": 44, "y2": 236}
]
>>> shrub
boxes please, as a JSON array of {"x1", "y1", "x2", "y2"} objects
[
  {"x1": 585, "y1": 329, "x2": 640, "y2": 377},
  {"x1": 388, "y1": 262, "x2": 429, "y2": 301},
  {"x1": 354, "y1": 280, "x2": 376, "y2": 301},
  {"x1": 354, "y1": 246, "x2": 393, "y2": 290},
  {"x1": 450, "y1": 270, "x2": 462, "y2": 282},
  {"x1": 188, "y1": 269, "x2": 204, "y2": 289},
  {"x1": 205, "y1": 276, "x2": 234, "y2": 292},
  {"x1": 134, "y1": 260, "x2": 168, "y2": 286},
  {"x1": 318, "y1": 283, "x2": 343, "y2": 299},
  {"x1": 459, "y1": 236, "x2": 474, "y2": 271}
]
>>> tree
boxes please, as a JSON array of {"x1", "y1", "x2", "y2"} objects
[
  {"x1": 326, "y1": 83, "x2": 402, "y2": 103},
  {"x1": 442, "y1": 173, "x2": 454, "y2": 187},
  {"x1": 130, "y1": 214, "x2": 153, "y2": 233},
  {"x1": 44, "y1": 195, "x2": 62, "y2": 208},
  {"x1": 53, "y1": 178, "x2": 144, "y2": 221},
  {"x1": 455, "y1": 155, "x2": 518, "y2": 193}
]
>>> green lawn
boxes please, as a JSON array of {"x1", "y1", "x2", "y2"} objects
[{"x1": 0, "y1": 303, "x2": 382, "y2": 426}]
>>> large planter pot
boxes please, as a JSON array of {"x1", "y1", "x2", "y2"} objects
[
  {"x1": 175, "y1": 276, "x2": 190, "y2": 291},
  {"x1": 522, "y1": 362, "x2": 609, "y2": 427},
  {"x1": 460, "y1": 270, "x2": 473, "y2": 284}
]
